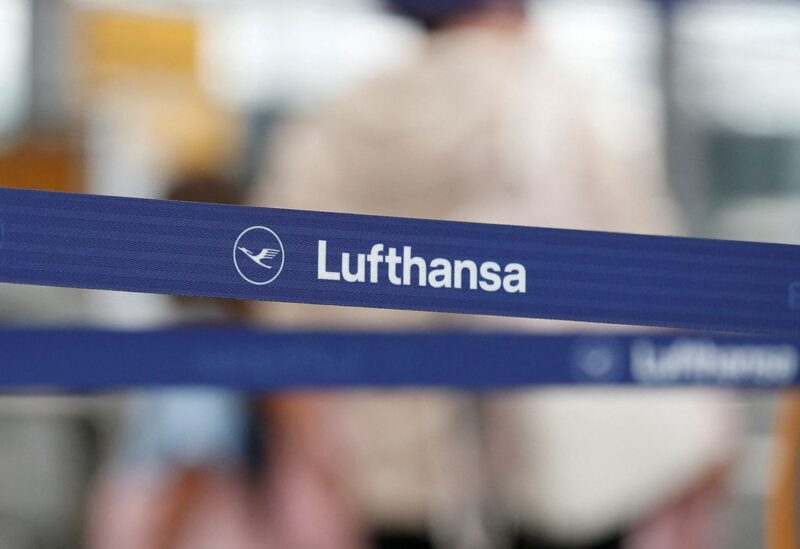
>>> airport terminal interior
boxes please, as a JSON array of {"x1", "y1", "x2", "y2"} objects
[{"x1": 0, "y1": 0, "x2": 799, "y2": 548}]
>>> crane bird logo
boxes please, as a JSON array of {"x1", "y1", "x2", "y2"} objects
[
  {"x1": 237, "y1": 246, "x2": 280, "y2": 269},
  {"x1": 233, "y1": 226, "x2": 285, "y2": 285},
  {"x1": 570, "y1": 337, "x2": 625, "y2": 383}
]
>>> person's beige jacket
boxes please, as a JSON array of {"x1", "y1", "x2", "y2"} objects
[{"x1": 254, "y1": 26, "x2": 732, "y2": 544}]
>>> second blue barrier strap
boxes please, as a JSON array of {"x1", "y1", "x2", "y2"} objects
[
  {"x1": 0, "y1": 328, "x2": 797, "y2": 390},
  {"x1": 1, "y1": 187, "x2": 800, "y2": 335}
]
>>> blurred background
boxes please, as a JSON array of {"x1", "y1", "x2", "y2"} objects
[{"x1": 0, "y1": 0, "x2": 799, "y2": 548}]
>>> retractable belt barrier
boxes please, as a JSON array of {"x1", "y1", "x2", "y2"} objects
[
  {"x1": 1, "y1": 328, "x2": 798, "y2": 389},
  {"x1": 1, "y1": 188, "x2": 799, "y2": 335},
  {"x1": 1, "y1": 187, "x2": 800, "y2": 389}
]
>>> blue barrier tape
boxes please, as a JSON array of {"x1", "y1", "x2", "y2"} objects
[
  {"x1": 0, "y1": 328, "x2": 797, "y2": 390},
  {"x1": 1, "y1": 187, "x2": 800, "y2": 335}
]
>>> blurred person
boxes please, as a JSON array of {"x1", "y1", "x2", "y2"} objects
[
  {"x1": 252, "y1": 1, "x2": 733, "y2": 549},
  {"x1": 88, "y1": 176, "x2": 361, "y2": 549}
]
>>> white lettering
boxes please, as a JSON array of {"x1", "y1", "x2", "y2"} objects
[
  {"x1": 454, "y1": 260, "x2": 478, "y2": 290},
  {"x1": 342, "y1": 252, "x2": 365, "y2": 282},
  {"x1": 428, "y1": 258, "x2": 452, "y2": 289},
  {"x1": 317, "y1": 241, "x2": 527, "y2": 295},
  {"x1": 403, "y1": 246, "x2": 427, "y2": 287},
  {"x1": 386, "y1": 247, "x2": 402, "y2": 285},
  {"x1": 367, "y1": 244, "x2": 384, "y2": 283},
  {"x1": 479, "y1": 261, "x2": 502, "y2": 292},
  {"x1": 317, "y1": 240, "x2": 340, "y2": 281},
  {"x1": 631, "y1": 338, "x2": 798, "y2": 386},
  {"x1": 503, "y1": 263, "x2": 527, "y2": 293}
]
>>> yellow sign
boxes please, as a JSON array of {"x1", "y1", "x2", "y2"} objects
[{"x1": 79, "y1": 9, "x2": 198, "y2": 89}]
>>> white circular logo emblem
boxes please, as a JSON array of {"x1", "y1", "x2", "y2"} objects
[
  {"x1": 570, "y1": 338, "x2": 625, "y2": 383},
  {"x1": 233, "y1": 226, "x2": 285, "y2": 285}
]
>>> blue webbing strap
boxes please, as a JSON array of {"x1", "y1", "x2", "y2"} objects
[
  {"x1": 0, "y1": 328, "x2": 797, "y2": 390},
  {"x1": 1, "y1": 187, "x2": 799, "y2": 335}
]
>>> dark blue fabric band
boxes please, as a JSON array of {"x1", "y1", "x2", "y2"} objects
[
  {"x1": 0, "y1": 328, "x2": 797, "y2": 390},
  {"x1": 1, "y1": 187, "x2": 799, "y2": 335}
]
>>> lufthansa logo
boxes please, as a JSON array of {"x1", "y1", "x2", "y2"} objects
[
  {"x1": 233, "y1": 226, "x2": 285, "y2": 285},
  {"x1": 570, "y1": 337, "x2": 625, "y2": 383}
]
